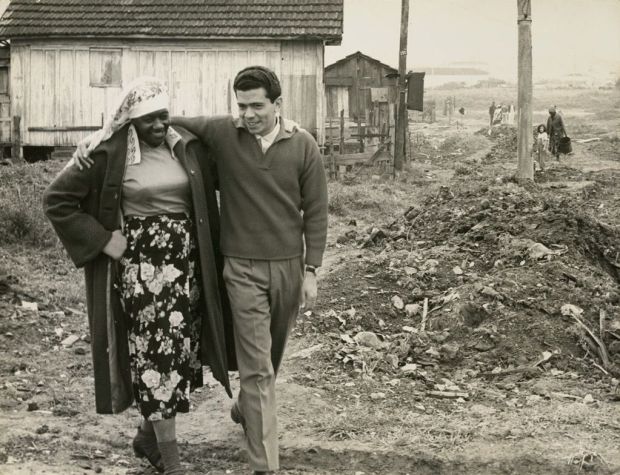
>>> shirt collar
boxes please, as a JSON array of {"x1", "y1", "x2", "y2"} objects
[
  {"x1": 126, "y1": 125, "x2": 182, "y2": 166},
  {"x1": 255, "y1": 118, "x2": 280, "y2": 145}
]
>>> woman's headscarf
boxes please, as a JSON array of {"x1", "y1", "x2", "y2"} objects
[{"x1": 85, "y1": 76, "x2": 172, "y2": 165}]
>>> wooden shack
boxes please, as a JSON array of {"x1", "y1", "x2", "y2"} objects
[
  {"x1": 324, "y1": 51, "x2": 397, "y2": 154},
  {"x1": 0, "y1": 0, "x2": 343, "y2": 159}
]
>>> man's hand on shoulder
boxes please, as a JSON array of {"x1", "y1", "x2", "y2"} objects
[
  {"x1": 281, "y1": 118, "x2": 306, "y2": 134},
  {"x1": 72, "y1": 132, "x2": 101, "y2": 170}
]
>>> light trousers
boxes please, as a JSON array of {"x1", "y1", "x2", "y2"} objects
[{"x1": 223, "y1": 256, "x2": 304, "y2": 471}]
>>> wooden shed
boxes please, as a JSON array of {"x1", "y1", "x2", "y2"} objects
[
  {"x1": 325, "y1": 51, "x2": 397, "y2": 121},
  {"x1": 0, "y1": 0, "x2": 343, "y2": 158},
  {"x1": 324, "y1": 51, "x2": 397, "y2": 155}
]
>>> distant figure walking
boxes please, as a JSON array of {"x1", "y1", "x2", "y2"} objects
[
  {"x1": 546, "y1": 106, "x2": 567, "y2": 159},
  {"x1": 488, "y1": 100, "x2": 495, "y2": 127},
  {"x1": 492, "y1": 104, "x2": 503, "y2": 126}
]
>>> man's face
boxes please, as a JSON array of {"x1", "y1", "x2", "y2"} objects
[
  {"x1": 131, "y1": 109, "x2": 169, "y2": 147},
  {"x1": 236, "y1": 88, "x2": 281, "y2": 136}
]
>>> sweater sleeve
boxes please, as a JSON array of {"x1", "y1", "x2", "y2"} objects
[
  {"x1": 299, "y1": 132, "x2": 328, "y2": 267},
  {"x1": 172, "y1": 116, "x2": 219, "y2": 188},
  {"x1": 43, "y1": 158, "x2": 112, "y2": 268},
  {"x1": 171, "y1": 116, "x2": 215, "y2": 147}
]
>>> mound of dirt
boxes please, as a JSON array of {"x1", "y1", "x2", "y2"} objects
[{"x1": 316, "y1": 178, "x2": 620, "y2": 386}]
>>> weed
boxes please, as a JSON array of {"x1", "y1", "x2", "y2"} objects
[{"x1": 454, "y1": 164, "x2": 473, "y2": 176}]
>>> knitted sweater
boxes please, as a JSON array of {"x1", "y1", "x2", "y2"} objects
[{"x1": 172, "y1": 115, "x2": 328, "y2": 267}]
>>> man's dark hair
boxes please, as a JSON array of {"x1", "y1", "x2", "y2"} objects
[{"x1": 233, "y1": 66, "x2": 282, "y2": 102}]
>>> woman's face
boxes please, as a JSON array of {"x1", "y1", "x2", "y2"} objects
[{"x1": 132, "y1": 109, "x2": 170, "y2": 147}]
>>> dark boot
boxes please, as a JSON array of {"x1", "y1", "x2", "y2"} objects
[
  {"x1": 158, "y1": 439, "x2": 184, "y2": 475},
  {"x1": 133, "y1": 427, "x2": 164, "y2": 473}
]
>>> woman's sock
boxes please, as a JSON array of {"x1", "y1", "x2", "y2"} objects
[
  {"x1": 141, "y1": 419, "x2": 155, "y2": 434},
  {"x1": 158, "y1": 439, "x2": 183, "y2": 475}
]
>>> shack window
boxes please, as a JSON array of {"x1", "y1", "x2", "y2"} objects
[{"x1": 90, "y1": 49, "x2": 122, "y2": 87}]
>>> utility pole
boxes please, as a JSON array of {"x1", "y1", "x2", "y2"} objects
[
  {"x1": 516, "y1": 0, "x2": 533, "y2": 181},
  {"x1": 393, "y1": 0, "x2": 409, "y2": 174}
]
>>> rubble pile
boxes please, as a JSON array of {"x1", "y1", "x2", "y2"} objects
[{"x1": 318, "y1": 179, "x2": 620, "y2": 388}]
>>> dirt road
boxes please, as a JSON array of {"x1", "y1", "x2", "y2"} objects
[{"x1": 2, "y1": 101, "x2": 620, "y2": 474}]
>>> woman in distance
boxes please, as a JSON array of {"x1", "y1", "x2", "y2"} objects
[{"x1": 43, "y1": 77, "x2": 233, "y2": 475}]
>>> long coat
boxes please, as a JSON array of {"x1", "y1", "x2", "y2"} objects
[{"x1": 43, "y1": 125, "x2": 235, "y2": 414}]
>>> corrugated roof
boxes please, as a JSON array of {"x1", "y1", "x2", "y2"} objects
[{"x1": 0, "y1": 0, "x2": 343, "y2": 43}]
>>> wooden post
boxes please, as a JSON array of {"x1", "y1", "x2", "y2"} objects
[
  {"x1": 517, "y1": 0, "x2": 534, "y2": 181},
  {"x1": 393, "y1": 0, "x2": 409, "y2": 174},
  {"x1": 12, "y1": 115, "x2": 22, "y2": 162},
  {"x1": 339, "y1": 109, "x2": 345, "y2": 154},
  {"x1": 356, "y1": 114, "x2": 364, "y2": 152}
]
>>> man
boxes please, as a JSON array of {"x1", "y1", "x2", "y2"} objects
[
  {"x1": 75, "y1": 66, "x2": 328, "y2": 474},
  {"x1": 488, "y1": 100, "x2": 495, "y2": 127},
  {"x1": 546, "y1": 106, "x2": 567, "y2": 160}
]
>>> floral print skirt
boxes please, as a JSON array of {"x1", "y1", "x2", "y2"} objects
[{"x1": 118, "y1": 213, "x2": 203, "y2": 421}]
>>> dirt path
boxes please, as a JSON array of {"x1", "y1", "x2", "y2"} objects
[{"x1": 2, "y1": 126, "x2": 620, "y2": 474}]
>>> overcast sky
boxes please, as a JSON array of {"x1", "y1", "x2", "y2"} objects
[{"x1": 325, "y1": 0, "x2": 620, "y2": 80}]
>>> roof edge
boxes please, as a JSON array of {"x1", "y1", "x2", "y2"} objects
[
  {"x1": 325, "y1": 51, "x2": 398, "y2": 74},
  {"x1": 0, "y1": 33, "x2": 342, "y2": 43}
]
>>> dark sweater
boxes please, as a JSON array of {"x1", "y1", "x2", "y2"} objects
[{"x1": 172, "y1": 115, "x2": 328, "y2": 267}]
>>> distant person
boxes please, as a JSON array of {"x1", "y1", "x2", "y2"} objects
[
  {"x1": 492, "y1": 104, "x2": 503, "y2": 126},
  {"x1": 546, "y1": 106, "x2": 568, "y2": 159},
  {"x1": 534, "y1": 124, "x2": 549, "y2": 171},
  {"x1": 488, "y1": 100, "x2": 495, "y2": 127},
  {"x1": 501, "y1": 104, "x2": 509, "y2": 125},
  {"x1": 508, "y1": 104, "x2": 515, "y2": 125}
]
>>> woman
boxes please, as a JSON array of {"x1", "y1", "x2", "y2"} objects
[{"x1": 44, "y1": 77, "x2": 233, "y2": 474}]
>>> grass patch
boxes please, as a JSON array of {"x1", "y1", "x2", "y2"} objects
[
  {"x1": 0, "y1": 162, "x2": 62, "y2": 247},
  {"x1": 439, "y1": 133, "x2": 489, "y2": 156},
  {"x1": 328, "y1": 180, "x2": 412, "y2": 220}
]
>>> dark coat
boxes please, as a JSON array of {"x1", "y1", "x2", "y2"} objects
[{"x1": 43, "y1": 125, "x2": 235, "y2": 414}]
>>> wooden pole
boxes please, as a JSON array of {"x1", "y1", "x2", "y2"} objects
[
  {"x1": 517, "y1": 0, "x2": 534, "y2": 181},
  {"x1": 393, "y1": 0, "x2": 409, "y2": 174},
  {"x1": 12, "y1": 115, "x2": 22, "y2": 162},
  {"x1": 339, "y1": 109, "x2": 345, "y2": 154}
]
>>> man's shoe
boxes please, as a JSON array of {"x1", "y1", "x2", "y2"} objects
[{"x1": 230, "y1": 401, "x2": 247, "y2": 432}]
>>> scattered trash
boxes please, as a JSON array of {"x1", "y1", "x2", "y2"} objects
[
  {"x1": 353, "y1": 331, "x2": 385, "y2": 349},
  {"x1": 21, "y1": 301, "x2": 38, "y2": 312},
  {"x1": 391, "y1": 295, "x2": 404, "y2": 310}
]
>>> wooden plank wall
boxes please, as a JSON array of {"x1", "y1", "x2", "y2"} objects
[
  {"x1": 11, "y1": 39, "x2": 324, "y2": 147},
  {"x1": 280, "y1": 40, "x2": 324, "y2": 144},
  {"x1": 324, "y1": 55, "x2": 397, "y2": 119}
]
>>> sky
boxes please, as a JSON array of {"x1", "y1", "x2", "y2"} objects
[{"x1": 325, "y1": 0, "x2": 620, "y2": 81}]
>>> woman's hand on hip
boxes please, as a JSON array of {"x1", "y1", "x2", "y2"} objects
[{"x1": 103, "y1": 230, "x2": 127, "y2": 260}]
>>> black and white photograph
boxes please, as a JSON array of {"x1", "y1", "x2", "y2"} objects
[{"x1": 0, "y1": 0, "x2": 619, "y2": 473}]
